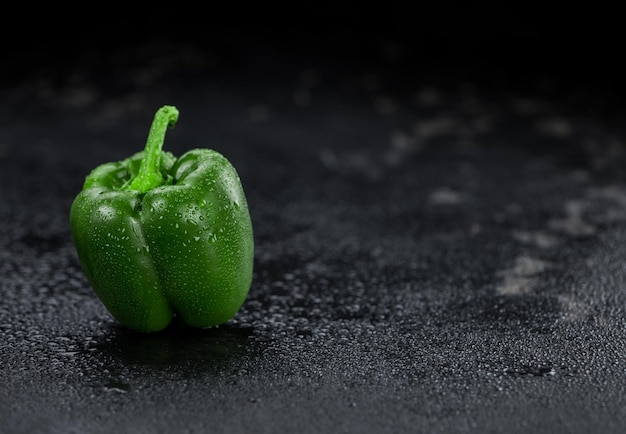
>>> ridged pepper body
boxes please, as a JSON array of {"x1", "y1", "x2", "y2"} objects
[{"x1": 70, "y1": 106, "x2": 253, "y2": 332}]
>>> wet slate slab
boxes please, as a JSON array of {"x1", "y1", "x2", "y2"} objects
[{"x1": 2, "y1": 17, "x2": 626, "y2": 433}]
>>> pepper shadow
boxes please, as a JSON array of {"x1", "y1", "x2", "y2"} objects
[{"x1": 94, "y1": 320, "x2": 254, "y2": 370}]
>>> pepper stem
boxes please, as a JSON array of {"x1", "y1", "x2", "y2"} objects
[{"x1": 125, "y1": 105, "x2": 179, "y2": 193}]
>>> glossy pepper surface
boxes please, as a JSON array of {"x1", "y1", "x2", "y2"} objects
[{"x1": 70, "y1": 105, "x2": 254, "y2": 332}]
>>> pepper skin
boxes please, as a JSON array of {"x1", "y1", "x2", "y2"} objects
[{"x1": 70, "y1": 105, "x2": 254, "y2": 332}]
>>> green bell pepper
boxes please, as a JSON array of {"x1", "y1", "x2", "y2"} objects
[{"x1": 70, "y1": 105, "x2": 254, "y2": 332}]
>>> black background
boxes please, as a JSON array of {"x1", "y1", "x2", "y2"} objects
[{"x1": 5, "y1": 6, "x2": 625, "y2": 93}]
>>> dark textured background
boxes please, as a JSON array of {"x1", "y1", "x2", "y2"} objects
[{"x1": 2, "y1": 8, "x2": 626, "y2": 433}]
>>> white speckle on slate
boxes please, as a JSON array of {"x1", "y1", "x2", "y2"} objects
[
  {"x1": 495, "y1": 255, "x2": 553, "y2": 296},
  {"x1": 548, "y1": 200, "x2": 595, "y2": 237},
  {"x1": 413, "y1": 117, "x2": 456, "y2": 138},
  {"x1": 497, "y1": 276, "x2": 534, "y2": 296},
  {"x1": 429, "y1": 187, "x2": 463, "y2": 205},
  {"x1": 412, "y1": 87, "x2": 441, "y2": 107},
  {"x1": 384, "y1": 130, "x2": 420, "y2": 167},
  {"x1": 536, "y1": 118, "x2": 572, "y2": 138},
  {"x1": 512, "y1": 231, "x2": 559, "y2": 249},
  {"x1": 558, "y1": 295, "x2": 592, "y2": 322},
  {"x1": 508, "y1": 256, "x2": 552, "y2": 276}
]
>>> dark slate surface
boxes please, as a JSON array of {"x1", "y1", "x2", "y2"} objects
[{"x1": 2, "y1": 12, "x2": 626, "y2": 434}]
